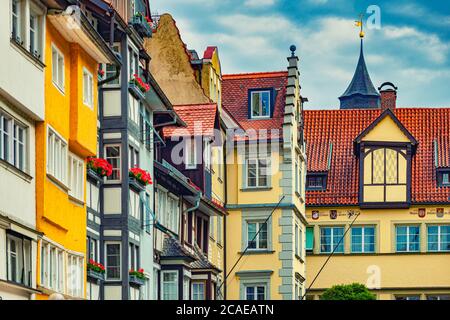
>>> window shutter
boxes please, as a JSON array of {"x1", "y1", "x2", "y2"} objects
[{"x1": 306, "y1": 227, "x2": 314, "y2": 251}]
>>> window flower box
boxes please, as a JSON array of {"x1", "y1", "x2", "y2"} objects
[
  {"x1": 98, "y1": 67, "x2": 105, "y2": 81},
  {"x1": 128, "y1": 74, "x2": 150, "y2": 100},
  {"x1": 129, "y1": 268, "x2": 145, "y2": 286},
  {"x1": 87, "y1": 157, "x2": 113, "y2": 178},
  {"x1": 87, "y1": 259, "x2": 105, "y2": 282},
  {"x1": 129, "y1": 167, "x2": 152, "y2": 191},
  {"x1": 131, "y1": 13, "x2": 153, "y2": 38}
]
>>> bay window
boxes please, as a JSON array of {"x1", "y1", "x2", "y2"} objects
[
  {"x1": 47, "y1": 126, "x2": 67, "y2": 184},
  {"x1": 67, "y1": 253, "x2": 84, "y2": 298},
  {"x1": 7, "y1": 233, "x2": 32, "y2": 287},
  {"x1": 83, "y1": 68, "x2": 94, "y2": 108},
  {"x1": 68, "y1": 152, "x2": 84, "y2": 201},
  {"x1": 161, "y1": 270, "x2": 178, "y2": 300},
  {"x1": 40, "y1": 241, "x2": 65, "y2": 293}
]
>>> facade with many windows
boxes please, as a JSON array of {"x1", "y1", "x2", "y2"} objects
[
  {"x1": 34, "y1": 1, "x2": 118, "y2": 300},
  {"x1": 304, "y1": 36, "x2": 450, "y2": 300}
]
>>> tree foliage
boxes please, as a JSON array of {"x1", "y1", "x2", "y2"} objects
[{"x1": 320, "y1": 283, "x2": 376, "y2": 300}]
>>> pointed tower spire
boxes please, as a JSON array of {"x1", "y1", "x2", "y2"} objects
[{"x1": 339, "y1": 15, "x2": 380, "y2": 109}]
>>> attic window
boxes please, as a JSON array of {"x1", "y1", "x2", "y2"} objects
[
  {"x1": 306, "y1": 173, "x2": 327, "y2": 191},
  {"x1": 249, "y1": 89, "x2": 273, "y2": 119},
  {"x1": 437, "y1": 170, "x2": 450, "y2": 187}
]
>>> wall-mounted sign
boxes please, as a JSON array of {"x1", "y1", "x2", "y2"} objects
[
  {"x1": 418, "y1": 208, "x2": 426, "y2": 218},
  {"x1": 312, "y1": 210, "x2": 320, "y2": 220},
  {"x1": 437, "y1": 208, "x2": 444, "y2": 218},
  {"x1": 330, "y1": 210, "x2": 337, "y2": 220}
]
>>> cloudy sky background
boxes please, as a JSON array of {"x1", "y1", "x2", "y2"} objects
[{"x1": 150, "y1": 0, "x2": 450, "y2": 109}]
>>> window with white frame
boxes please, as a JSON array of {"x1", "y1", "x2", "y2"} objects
[
  {"x1": 320, "y1": 226, "x2": 344, "y2": 253},
  {"x1": 167, "y1": 195, "x2": 179, "y2": 233},
  {"x1": 209, "y1": 216, "x2": 215, "y2": 239},
  {"x1": 204, "y1": 139, "x2": 211, "y2": 171},
  {"x1": 47, "y1": 127, "x2": 67, "y2": 184},
  {"x1": 105, "y1": 144, "x2": 121, "y2": 182},
  {"x1": 428, "y1": 225, "x2": 450, "y2": 252},
  {"x1": 295, "y1": 159, "x2": 300, "y2": 195},
  {"x1": 67, "y1": 253, "x2": 84, "y2": 298},
  {"x1": 11, "y1": 0, "x2": 22, "y2": 41},
  {"x1": 128, "y1": 47, "x2": 138, "y2": 79},
  {"x1": 0, "y1": 111, "x2": 27, "y2": 172},
  {"x1": 51, "y1": 44, "x2": 65, "y2": 92},
  {"x1": 245, "y1": 285, "x2": 266, "y2": 300},
  {"x1": 68, "y1": 152, "x2": 84, "y2": 201},
  {"x1": 295, "y1": 224, "x2": 299, "y2": 257},
  {"x1": 105, "y1": 242, "x2": 121, "y2": 280},
  {"x1": 185, "y1": 138, "x2": 197, "y2": 169},
  {"x1": 83, "y1": 68, "x2": 94, "y2": 108},
  {"x1": 128, "y1": 144, "x2": 139, "y2": 169},
  {"x1": 351, "y1": 226, "x2": 375, "y2": 253},
  {"x1": 161, "y1": 270, "x2": 178, "y2": 300},
  {"x1": 129, "y1": 189, "x2": 141, "y2": 220},
  {"x1": 246, "y1": 157, "x2": 270, "y2": 188},
  {"x1": 86, "y1": 180, "x2": 99, "y2": 212},
  {"x1": 40, "y1": 241, "x2": 65, "y2": 293},
  {"x1": 247, "y1": 221, "x2": 268, "y2": 250},
  {"x1": 183, "y1": 276, "x2": 190, "y2": 300},
  {"x1": 87, "y1": 237, "x2": 98, "y2": 262},
  {"x1": 217, "y1": 215, "x2": 223, "y2": 245},
  {"x1": 128, "y1": 94, "x2": 140, "y2": 125},
  {"x1": 7, "y1": 233, "x2": 32, "y2": 287},
  {"x1": 396, "y1": 225, "x2": 420, "y2": 252},
  {"x1": 192, "y1": 282, "x2": 205, "y2": 300},
  {"x1": 250, "y1": 90, "x2": 271, "y2": 119},
  {"x1": 29, "y1": 6, "x2": 42, "y2": 58},
  {"x1": 128, "y1": 243, "x2": 139, "y2": 271}
]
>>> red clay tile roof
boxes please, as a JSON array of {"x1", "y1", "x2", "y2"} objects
[
  {"x1": 222, "y1": 71, "x2": 288, "y2": 141},
  {"x1": 305, "y1": 108, "x2": 450, "y2": 206},
  {"x1": 162, "y1": 103, "x2": 218, "y2": 138},
  {"x1": 203, "y1": 46, "x2": 217, "y2": 60}
]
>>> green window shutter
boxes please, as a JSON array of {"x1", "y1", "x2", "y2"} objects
[{"x1": 306, "y1": 227, "x2": 314, "y2": 251}]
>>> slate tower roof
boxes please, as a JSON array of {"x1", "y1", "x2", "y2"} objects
[{"x1": 339, "y1": 40, "x2": 380, "y2": 109}]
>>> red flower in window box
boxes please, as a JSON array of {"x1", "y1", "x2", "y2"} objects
[
  {"x1": 87, "y1": 157, "x2": 113, "y2": 177},
  {"x1": 98, "y1": 68, "x2": 105, "y2": 77},
  {"x1": 129, "y1": 167, "x2": 153, "y2": 186},
  {"x1": 129, "y1": 74, "x2": 150, "y2": 93},
  {"x1": 129, "y1": 268, "x2": 145, "y2": 279},
  {"x1": 87, "y1": 259, "x2": 105, "y2": 274}
]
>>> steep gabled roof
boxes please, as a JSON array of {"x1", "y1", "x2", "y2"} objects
[{"x1": 305, "y1": 108, "x2": 450, "y2": 206}]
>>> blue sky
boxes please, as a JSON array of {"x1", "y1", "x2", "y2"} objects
[{"x1": 150, "y1": 0, "x2": 450, "y2": 109}]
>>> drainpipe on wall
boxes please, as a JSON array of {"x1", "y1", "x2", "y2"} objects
[
  {"x1": 222, "y1": 137, "x2": 228, "y2": 300},
  {"x1": 184, "y1": 191, "x2": 202, "y2": 215}
]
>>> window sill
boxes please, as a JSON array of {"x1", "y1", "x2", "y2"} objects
[
  {"x1": 46, "y1": 173, "x2": 69, "y2": 192},
  {"x1": 240, "y1": 187, "x2": 272, "y2": 192},
  {"x1": 10, "y1": 38, "x2": 45, "y2": 69},
  {"x1": 0, "y1": 279, "x2": 39, "y2": 294},
  {"x1": 69, "y1": 195, "x2": 85, "y2": 207},
  {"x1": 52, "y1": 81, "x2": 66, "y2": 96},
  {"x1": 239, "y1": 249, "x2": 275, "y2": 255},
  {"x1": 0, "y1": 158, "x2": 32, "y2": 182}
]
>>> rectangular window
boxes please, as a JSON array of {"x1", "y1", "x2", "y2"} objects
[
  {"x1": 47, "y1": 127, "x2": 68, "y2": 184},
  {"x1": 442, "y1": 173, "x2": 450, "y2": 185},
  {"x1": 427, "y1": 295, "x2": 450, "y2": 300},
  {"x1": 128, "y1": 94, "x2": 140, "y2": 125},
  {"x1": 128, "y1": 144, "x2": 139, "y2": 169},
  {"x1": 0, "y1": 112, "x2": 27, "y2": 172},
  {"x1": 105, "y1": 144, "x2": 121, "y2": 182},
  {"x1": 104, "y1": 44, "x2": 120, "y2": 85},
  {"x1": 209, "y1": 216, "x2": 215, "y2": 239},
  {"x1": 51, "y1": 44, "x2": 65, "y2": 92},
  {"x1": 129, "y1": 189, "x2": 141, "y2": 220},
  {"x1": 185, "y1": 138, "x2": 196, "y2": 169},
  {"x1": 68, "y1": 152, "x2": 84, "y2": 201},
  {"x1": 351, "y1": 226, "x2": 375, "y2": 253},
  {"x1": 299, "y1": 227, "x2": 303, "y2": 258},
  {"x1": 40, "y1": 241, "x2": 64, "y2": 293},
  {"x1": 88, "y1": 237, "x2": 98, "y2": 262},
  {"x1": 306, "y1": 227, "x2": 314, "y2": 252},
  {"x1": 86, "y1": 180, "x2": 99, "y2": 212},
  {"x1": 320, "y1": 227, "x2": 344, "y2": 253},
  {"x1": 247, "y1": 221, "x2": 268, "y2": 250},
  {"x1": 250, "y1": 91, "x2": 271, "y2": 118},
  {"x1": 105, "y1": 242, "x2": 121, "y2": 280},
  {"x1": 246, "y1": 158, "x2": 270, "y2": 188},
  {"x1": 204, "y1": 139, "x2": 211, "y2": 171},
  {"x1": 192, "y1": 282, "x2": 205, "y2": 300},
  {"x1": 128, "y1": 243, "x2": 139, "y2": 271},
  {"x1": 295, "y1": 160, "x2": 299, "y2": 195},
  {"x1": 295, "y1": 224, "x2": 299, "y2": 256},
  {"x1": 29, "y1": 9, "x2": 41, "y2": 58},
  {"x1": 83, "y1": 68, "x2": 94, "y2": 108},
  {"x1": 161, "y1": 271, "x2": 178, "y2": 300},
  {"x1": 245, "y1": 285, "x2": 266, "y2": 300},
  {"x1": 395, "y1": 295, "x2": 420, "y2": 301},
  {"x1": 428, "y1": 225, "x2": 450, "y2": 252},
  {"x1": 217, "y1": 215, "x2": 223, "y2": 245},
  {"x1": 306, "y1": 174, "x2": 327, "y2": 190},
  {"x1": 11, "y1": 0, "x2": 21, "y2": 41},
  {"x1": 396, "y1": 225, "x2": 420, "y2": 252},
  {"x1": 167, "y1": 195, "x2": 179, "y2": 233},
  {"x1": 7, "y1": 233, "x2": 32, "y2": 287},
  {"x1": 67, "y1": 254, "x2": 84, "y2": 298}
]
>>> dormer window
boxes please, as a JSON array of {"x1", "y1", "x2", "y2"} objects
[
  {"x1": 437, "y1": 170, "x2": 450, "y2": 187},
  {"x1": 249, "y1": 89, "x2": 273, "y2": 119},
  {"x1": 306, "y1": 173, "x2": 327, "y2": 191}
]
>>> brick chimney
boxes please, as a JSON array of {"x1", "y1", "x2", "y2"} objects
[{"x1": 378, "y1": 82, "x2": 398, "y2": 111}]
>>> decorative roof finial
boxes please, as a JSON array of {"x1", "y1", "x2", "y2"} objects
[
  {"x1": 290, "y1": 44, "x2": 296, "y2": 57},
  {"x1": 355, "y1": 13, "x2": 365, "y2": 39}
]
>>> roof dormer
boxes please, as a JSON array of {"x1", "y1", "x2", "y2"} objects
[
  {"x1": 354, "y1": 109, "x2": 418, "y2": 208},
  {"x1": 248, "y1": 88, "x2": 276, "y2": 119}
]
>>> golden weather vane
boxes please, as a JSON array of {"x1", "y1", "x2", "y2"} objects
[{"x1": 355, "y1": 13, "x2": 365, "y2": 39}]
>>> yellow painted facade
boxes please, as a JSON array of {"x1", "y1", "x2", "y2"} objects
[
  {"x1": 305, "y1": 112, "x2": 450, "y2": 300},
  {"x1": 35, "y1": 19, "x2": 99, "y2": 300}
]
